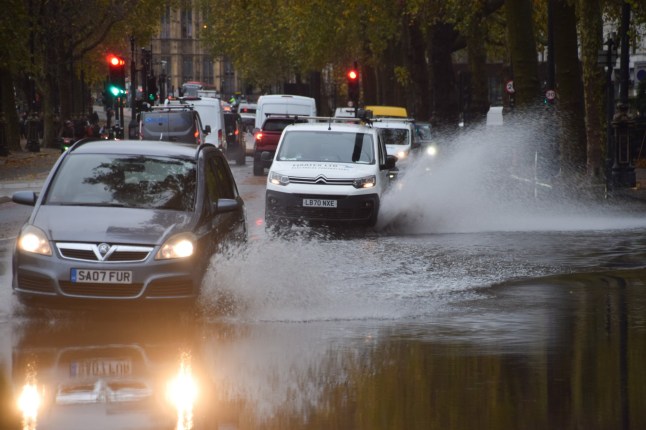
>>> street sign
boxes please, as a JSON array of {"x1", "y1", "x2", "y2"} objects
[
  {"x1": 505, "y1": 80, "x2": 515, "y2": 94},
  {"x1": 545, "y1": 89, "x2": 556, "y2": 101},
  {"x1": 636, "y1": 62, "x2": 646, "y2": 82}
]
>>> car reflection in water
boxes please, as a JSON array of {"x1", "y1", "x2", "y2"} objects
[{"x1": 12, "y1": 316, "x2": 207, "y2": 430}]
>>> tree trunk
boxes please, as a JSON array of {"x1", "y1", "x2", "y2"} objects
[
  {"x1": 504, "y1": 0, "x2": 541, "y2": 109},
  {"x1": 577, "y1": 0, "x2": 606, "y2": 186},
  {"x1": 429, "y1": 22, "x2": 459, "y2": 129},
  {"x1": 1, "y1": 68, "x2": 22, "y2": 152},
  {"x1": 466, "y1": 8, "x2": 491, "y2": 126},
  {"x1": 406, "y1": 21, "x2": 430, "y2": 120},
  {"x1": 553, "y1": 0, "x2": 587, "y2": 180}
]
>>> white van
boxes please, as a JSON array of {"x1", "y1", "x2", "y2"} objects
[
  {"x1": 264, "y1": 118, "x2": 397, "y2": 228},
  {"x1": 166, "y1": 96, "x2": 227, "y2": 152},
  {"x1": 255, "y1": 94, "x2": 317, "y2": 130},
  {"x1": 372, "y1": 118, "x2": 419, "y2": 166}
]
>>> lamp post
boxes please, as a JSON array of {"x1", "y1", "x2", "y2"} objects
[{"x1": 611, "y1": 1, "x2": 635, "y2": 189}]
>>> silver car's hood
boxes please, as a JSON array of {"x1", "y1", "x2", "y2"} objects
[{"x1": 31, "y1": 206, "x2": 193, "y2": 244}]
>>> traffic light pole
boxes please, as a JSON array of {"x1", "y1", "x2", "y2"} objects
[{"x1": 128, "y1": 36, "x2": 138, "y2": 138}]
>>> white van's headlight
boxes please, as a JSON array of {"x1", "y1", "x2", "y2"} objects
[
  {"x1": 156, "y1": 233, "x2": 196, "y2": 260},
  {"x1": 18, "y1": 225, "x2": 52, "y2": 256},
  {"x1": 269, "y1": 171, "x2": 290, "y2": 186},
  {"x1": 396, "y1": 150, "x2": 408, "y2": 160},
  {"x1": 353, "y1": 175, "x2": 376, "y2": 189},
  {"x1": 426, "y1": 145, "x2": 438, "y2": 157}
]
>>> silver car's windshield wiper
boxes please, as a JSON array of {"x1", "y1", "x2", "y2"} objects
[{"x1": 56, "y1": 202, "x2": 128, "y2": 207}]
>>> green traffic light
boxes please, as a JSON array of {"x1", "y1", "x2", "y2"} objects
[{"x1": 109, "y1": 86, "x2": 125, "y2": 96}]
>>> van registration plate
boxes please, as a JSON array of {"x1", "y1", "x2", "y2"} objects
[{"x1": 303, "y1": 198, "x2": 337, "y2": 208}]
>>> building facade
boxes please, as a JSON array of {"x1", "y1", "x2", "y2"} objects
[{"x1": 150, "y1": 2, "x2": 237, "y2": 99}]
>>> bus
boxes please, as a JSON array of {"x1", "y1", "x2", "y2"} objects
[{"x1": 180, "y1": 81, "x2": 219, "y2": 97}]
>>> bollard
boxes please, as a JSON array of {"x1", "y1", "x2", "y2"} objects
[
  {"x1": 611, "y1": 102, "x2": 636, "y2": 188},
  {"x1": 26, "y1": 112, "x2": 40, "y2": 152},
  {"x1": 0, "y1": 112, "x2": 9, "y2": 156}
]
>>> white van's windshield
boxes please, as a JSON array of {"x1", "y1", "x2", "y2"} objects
[
  {"x1": 277, "y1": 131, "x2": 375, "y2": 164},
  {"x1": 378, "y1": 128, "x2": 410, "y2": 146}
]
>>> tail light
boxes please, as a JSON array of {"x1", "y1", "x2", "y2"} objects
[
  {"x1": 218, "y1": 129, "x2": 223, "y2": 143},
  {"x1": 255, "y1": 132, "x2": 263, "y2": 141}
]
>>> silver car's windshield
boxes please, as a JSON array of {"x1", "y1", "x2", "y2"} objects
[
  {"x1": 45, "y1": 154, "x2": 197, "y2": 210},
  {"x1": 276, "y1": 131, "x2": 375, "y2": 164}
]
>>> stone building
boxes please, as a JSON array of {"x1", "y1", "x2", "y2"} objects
[{"x1": 150, "y1": 3, "x2": 237, "y2": 99}]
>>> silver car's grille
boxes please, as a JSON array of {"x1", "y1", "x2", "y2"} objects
[
  {"x1": 288, "y1": 175, "x2": 354, "y2": 186},
  {"x1": 56, "y1": 243, "x2": 154, "y2": 263}
]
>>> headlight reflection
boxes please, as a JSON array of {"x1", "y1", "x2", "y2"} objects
[
  {"x1": 166, "y1": 352, "x2": 198, "y2": 430},
  {"x1": 17, "y1": 364, "x2": 42, "y2": 430}
]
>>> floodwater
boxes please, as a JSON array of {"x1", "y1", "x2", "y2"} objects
[{"x1": 2, "y1": 118, "x2": 646, "y2": 429}]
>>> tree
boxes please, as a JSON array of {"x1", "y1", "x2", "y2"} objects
[
  {"x1": 504, "y1": 0, "x2": 541, "y2": 109},
  {"x1": 553, "y1": 0, "x2": 587, "y2": 182}
]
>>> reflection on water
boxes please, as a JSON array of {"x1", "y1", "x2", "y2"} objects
[
  {"x1": 167, "y1": 351, "x2": 197, "y2": 430},
  {"x1": 17, "y1": 362, "x2": 40, "y2": 430},
  {"x1": 3, "y1": 268, "x2": 646, "y2": 429}
]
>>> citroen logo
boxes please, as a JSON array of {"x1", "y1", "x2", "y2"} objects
[{"x1": 315, "y1": 175, "x2": 328, "y2": 184}]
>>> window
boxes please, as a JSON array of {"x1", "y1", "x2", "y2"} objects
[
  {"x1": 182, "y1": 57, "x2": 193, "y2": 83},
  {"x1": 202, "y1": 57, "x2": 214, "y2": 84},
  {"x1": 277, "y1": 131, "x2": 375, "y2": 164},
  {"x1": 161, "y1": 6, "x2": 171, "y2": 39},
  {"x1": 181, "y1": 7, "x2": 193, "y2": 38},
  {"x1": 47, "y1": 154, "x2": 196, "y2": 211}
]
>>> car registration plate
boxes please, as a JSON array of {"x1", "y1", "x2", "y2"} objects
[
  {"x1": 302, "y1": 198, "x2": 337, "y2": 208},
  {"x1": 71, "y1": 269, "x2": 132, "y2": 284},
  {"x1": 70, "y1": 358, "x2": 132, "y2": 378}
]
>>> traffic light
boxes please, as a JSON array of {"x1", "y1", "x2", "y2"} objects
[
  {"x1": 347, "y1": 68, "x2": 360, "y2": 104},
  {"x1": 147, "y1": 76, "x2": 158, "y2": 103},
  {"x1": 107, "y1": 54, "x2": 126, "y2": 97}
]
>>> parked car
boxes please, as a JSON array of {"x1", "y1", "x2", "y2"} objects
[
  {"x1": 224, "y1": 112, "x2": 246, "y2": 165},
  {"x1": 11, "y1": 139, "x2": 247, "y2": 309},
  {"x1": 264, "y1": 117, "x2": 397, "y2": 228},
  {"x1": 139, "y1": 105, "x2": 211, "y2": 145}
]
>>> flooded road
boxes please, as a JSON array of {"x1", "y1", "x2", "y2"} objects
[{"x1": 2, "y1": 125, "x2": 646, "y2": 429}]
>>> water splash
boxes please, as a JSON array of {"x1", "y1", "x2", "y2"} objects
[{"x1": 378, "y1": 116, "x2": 646, "y2": 234}]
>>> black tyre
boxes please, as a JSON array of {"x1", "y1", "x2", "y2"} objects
[{"x1": 253, "y1": 159, "x2": 264, "y2": 176}]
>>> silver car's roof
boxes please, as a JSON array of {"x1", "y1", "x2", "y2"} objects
[{"x1": 69, "y1": 139, "x2": 204, "y2": 158}]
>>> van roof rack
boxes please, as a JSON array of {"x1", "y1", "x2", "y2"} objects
[{"x1": 149, "y1": 105, "x2": 195, "y2": 112}]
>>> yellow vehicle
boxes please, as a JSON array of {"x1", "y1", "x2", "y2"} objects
[{"x1": 364, "y1": 105, "x2": 408, "y2": 118}]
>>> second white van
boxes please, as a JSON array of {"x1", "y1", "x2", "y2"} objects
[{"x1": 255, "y1": 94, "x2": 317, "y2": 130}]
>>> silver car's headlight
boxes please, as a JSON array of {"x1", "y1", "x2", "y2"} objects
[
  {"x1": 353, "y1": 175, "x2": 376, "y2": 189},
  {"x1": 18, "y1": 225, "x2": 52, "y2": 256},
  {"x1": 156, "y1": 233, "x2": 196, "y2": 260},
  {"x1": 268, "y1": 171, "x2": 290, "y2": 186}
]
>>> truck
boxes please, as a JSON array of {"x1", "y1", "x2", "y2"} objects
[{"x1": 252, "y1": 95, "x2": 316, "y2": 176}]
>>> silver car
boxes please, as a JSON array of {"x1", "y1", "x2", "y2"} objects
[{"x1": 11, "y1": 140, "x2": 246, "y2": 309}]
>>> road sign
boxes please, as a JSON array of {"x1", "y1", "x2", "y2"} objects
[
  {"x1": 505, "y1": 80, "x2": 515, "y2": 94},
  {"x1": 545, "y1": 90, "x2": 556, "y2": 101}
]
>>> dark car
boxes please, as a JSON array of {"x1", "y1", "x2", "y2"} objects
[
  {"x1": 253, "y1": 116, "x2": 308, "y2": 176},
  {"x1": 139, "y1": 106, "x2": 210, "y2": 145},
  {"x1": 224, "y1": 112, "x2": 246, "y2": 165},
  {"x1": 11, "y1": 139, "x2": 246, "y2": 309}
]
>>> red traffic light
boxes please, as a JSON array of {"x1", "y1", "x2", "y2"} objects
[
  {"x1": 107, "y1": 54, "x2": 125, "y2": 67},
  {"x1": 347, "y1": 70, "x2": 358, "y2": 80}
]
